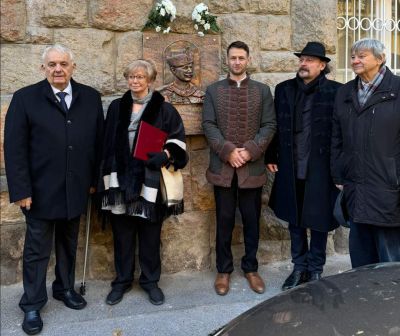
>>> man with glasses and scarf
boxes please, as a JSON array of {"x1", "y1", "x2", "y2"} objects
[{"x1": 265, "y1": 42, "x2": 342, "y2": 291}]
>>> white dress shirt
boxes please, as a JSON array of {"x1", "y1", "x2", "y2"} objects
[{"x1": 51, "y1": 82, "x2": 73, "y2": 109}]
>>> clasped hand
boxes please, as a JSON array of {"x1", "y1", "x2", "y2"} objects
[{"x1": 228, "y1": 148, "x2": 251, "y2": 168}]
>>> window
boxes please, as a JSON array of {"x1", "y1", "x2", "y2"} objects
[{"x1": 337, "y1": 0, "x2": 400, "y2": 82}]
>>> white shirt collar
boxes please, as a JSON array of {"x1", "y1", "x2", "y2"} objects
[
  {"x1": 235, "y1": 74, "x2": 247, "y2": 88},
  {"x1": 51, "y1": 82, "x2": 72, "y2": 96}
]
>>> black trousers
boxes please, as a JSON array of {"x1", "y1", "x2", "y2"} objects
[
  {"x1": 214, "y1": 175, "x2": 262, "y2": 274},
  {"x1": 110, "y1": 214, "x2": 162, "y2": 291},
  {"x1": 290, "y1": 179, "x2": 328, "y2": 274},
  {"x1": 349, "y1": 221, "x2": 400, "y2": 268},
  {"x1": 19, "y1": 216, "x2": 80, "y2": 313}
]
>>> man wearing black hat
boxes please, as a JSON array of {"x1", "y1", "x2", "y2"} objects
[{"x1": 265, "y1": 42, "x2": 342, "y2": 290}]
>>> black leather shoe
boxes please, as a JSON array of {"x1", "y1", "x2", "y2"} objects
[
  {"x1": 281, "y1": 270, "x2": 309, "y2": 291},
  {"x1": 53, "y1": 289, "x2": 87, "y2": 310},
  {"x1": 106, "y1": 286, "x2": 132, "y2": 305},
  {"x1": 22, "y1": 310, "x2": 43, "y2": 335},
  {"x1": 146, "y1": 287, "x2": 165, "y2": 305},
  {"x1": 309, "y1": 272, "x2": 322, "y2": 281}
]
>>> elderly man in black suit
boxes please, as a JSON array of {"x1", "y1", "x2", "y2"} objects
[
  {"x1": 4, "y1": 44, "x2": 104, "y2": 335},
  {"x1": 265, "y1": 42, "x2": 342, "y2": 291}
]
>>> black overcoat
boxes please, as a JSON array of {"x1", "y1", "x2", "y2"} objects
[
  {"x1": 331, "y1": 68, "x2": 400, "y2": 227},
  {"x1": 4, "y1": 79, "x2": 104, "y2": 220},
  {"x1": 265, "y1": 76, "x2": 342, "y2": 232}
]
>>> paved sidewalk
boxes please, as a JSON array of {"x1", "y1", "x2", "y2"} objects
[{"x1": 1, "y1": 254, "x2": 351, "y2": 336}]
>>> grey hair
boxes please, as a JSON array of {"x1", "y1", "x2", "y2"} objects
[
  {"x1": 123, "y1": 59, "x2": 157, "y2": 82},
  {"x1": 42, "y1": 44, "x2": 74, "y2": 63},
  {"x1": 323, "y1": 63, "x2": 331, "y2": 75},
  {"x1": 351, "y1": 38, "x2": 386, "y2": 65}
]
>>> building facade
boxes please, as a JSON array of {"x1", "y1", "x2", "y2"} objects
[{"x1": 1, "y1": 0, "x2": 398, "y2": 284}]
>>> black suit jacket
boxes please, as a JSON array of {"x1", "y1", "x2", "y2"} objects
[{"x1": 4, "y1": 79, "x2": 104, "y2": 220}]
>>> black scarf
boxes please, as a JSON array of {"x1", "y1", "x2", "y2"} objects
[{"x1": 294, "y1": 72, "x2": 324, "y2": 132}]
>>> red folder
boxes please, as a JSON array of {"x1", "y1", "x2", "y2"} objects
[{"x1": 133, "y1": 121, "x2": 168, "y2": 160}]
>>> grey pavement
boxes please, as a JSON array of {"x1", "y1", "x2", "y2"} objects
[{"x1": 1, "y1": 254, "x2": 351, "y2": 336}]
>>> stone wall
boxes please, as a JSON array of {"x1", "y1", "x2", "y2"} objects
[{"x1": 0, "y1": 0, "x2": 347, "y2": 285}]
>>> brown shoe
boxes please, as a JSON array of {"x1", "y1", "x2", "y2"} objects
[
  {"x1": 214, "y1": 273, "x2": 230, "y2": 296},
  {"x1": 245, "y1": 272, "x2": 265, "y2": 294}
]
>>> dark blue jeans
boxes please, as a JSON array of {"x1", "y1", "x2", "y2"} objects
[{"x1": 349, "y1": 221, "x2": 400, "y2": 268}]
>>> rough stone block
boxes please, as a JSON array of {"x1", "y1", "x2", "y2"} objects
[
  {"x1": 41, "y1": 0, "x2": 88, "y2": 27},
  {"x1": 190, "y1": 149, "x2": 214, "y2": 211},
  {"x1": 89, "y1": 0, "x2": 153, "y2": 31},
  {"x1": 161, "y1": 211, "x2": 212, "y2": 272},
  {"x1": 182, "y1": 172, "x2": 194, "y2": 211},
  {"x1": 189, "y1": 135, "x2": 208, "y2": 151},
  {"x1": 0, "y1": 223, "x2": 25, "y2": 284},
  {"x1": 54, "y1": 28, "x2": 114, "y2": 94},
  {"x1": 80, "y1": 212, "x2": 114, "y2": 280},
  {"x1": 25, "y1": 1, "x2": 54, "y2": 43},
  {"x1": 0, "y1": 96, "x2": 12, "y2": 171},
  {"x1": 258, "y1": 240, "x2": 285, "y2": 263},
  {"x1": 25, "y1": 26, "x2": 54, "y2": 44},
  {"x1": 168, "y1": 1, "x2": 201, "y2": 34},
  {"x1": 292, "y1": 0, "x2": 337, "y2": 53},
  {"x1": 334, "y1": 226, "x2": 350, "y2": 254},
  {"x1": 249, "y1": 0, "x2": 290, "y2": 15},
  {"x1": 208, "y1": 0, "x2": 249, "y2": 13},
  {"x1": 251, "y1": 72, "x2": 296, "y2": 95},
  {"x1": 260, "y1": 51, "x2": 299, "y2": 72},
  {"x1": 115, "y1": 32, "x2": 143, "y2": 92},
  {"x1": 1, "y1": 192, "x2": 24, "y2": 224},
  {"x1": 261, "y1": 207, "x2": 288, "y2": 241},
  {"x1": 259, "y1": 15, "x2": 292, "y2": 51},
  {"x1": 218, "y1": 14, "x2": 260, "y2": 72},
  {"x1": 326, "y1": 232, "x2": 335, "y2": 255},
  {"x1": 0, "y1": 45, "x2": 45, "y2": 95},
  {"x1": 0, "y1": 0, "x2": 26, "y2": 41}
]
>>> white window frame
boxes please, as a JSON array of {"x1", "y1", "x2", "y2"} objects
[{"x1": 337, "y1": 0, "x2": 399, "y2": 82}]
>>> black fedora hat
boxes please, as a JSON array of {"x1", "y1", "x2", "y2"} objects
[{"x1": 294, "y1": 42, "x2": 331, "y2": 62}]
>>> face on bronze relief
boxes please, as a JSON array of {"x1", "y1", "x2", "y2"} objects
[
  {"x1": 170, "y1": 63, "x2": 194, "y2": 82},
  {"x1": 159, "y1": 47, "x2": 205, "y2": 104}
]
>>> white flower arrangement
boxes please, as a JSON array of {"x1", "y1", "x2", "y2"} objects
[
  {"x1": 191, "y1": 3, "x2": 220, "y2": 36},
  {"x1": 143, "y1": 0, "x2": 176, "y2": 33}
]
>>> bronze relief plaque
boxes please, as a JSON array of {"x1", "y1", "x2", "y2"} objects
[{"x1": 143, "y1": 32, "x2": 221, "y2": 135}]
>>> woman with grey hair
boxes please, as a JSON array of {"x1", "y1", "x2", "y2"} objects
[
  {"x1": 331, "y1": 38, "x2": 400, "y2": 267},
  {"x1": 98, "y1": 59, "x2": 188, "y2": 306}
]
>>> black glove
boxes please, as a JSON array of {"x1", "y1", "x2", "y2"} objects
[{"x1": 145, "y1": 151, "x2": 169, "y2": 170}]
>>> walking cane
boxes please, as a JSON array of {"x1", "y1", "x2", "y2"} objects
[{"x1": 80, "y1": 196, "x2": 92, "y2": 295}]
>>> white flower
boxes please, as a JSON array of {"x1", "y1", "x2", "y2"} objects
[
  {"x1": 162, "y1": 0, "x2": 176, "y2": 15},
  {"x1": 191, "y1": 9, "x2": 198, "y2": 21},
  {"x1": 163, "y1": 27, "x2": 171, "y2": 33},
  {"x1": 160, "y1": 7, "x2": 166, "y2": 16},
  {"x1": 194, "y1": 24, "x2": 198, "y2": 30},
  {"x1": 195, "y1": 3, "x2": 208, "y2": 13},
  {"x1": 204, "y1": 23, "x2": 210, "y2": 30},
  {"x1": 196, "y1": 14, "x2": 202, "y2": 22},
  {"x1": 198, "y1": 31, "x2": 204, "y2": 37},
  {"x1": 205, "y1": 10, "x2": 209, "y2": 15},
  {"x1": 155, "y1": 26, "x2": 161, "y2": 32},
  {"x1": 200, "y1": 19, "x2": 205, "y2": 25}
]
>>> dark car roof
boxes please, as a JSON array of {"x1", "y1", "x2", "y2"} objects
[{"x1": 213, "y1": 263, "x2": 400, "y2": 336}]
